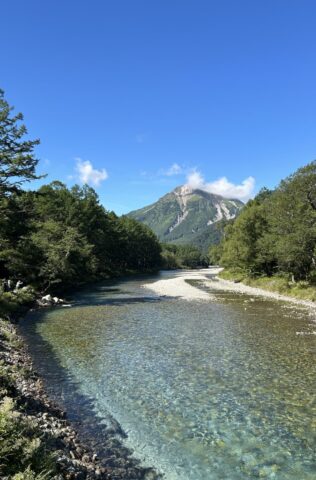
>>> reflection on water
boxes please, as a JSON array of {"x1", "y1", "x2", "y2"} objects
[{"x1": 21, "y1": 272, "x2": 316, "y2": 479}]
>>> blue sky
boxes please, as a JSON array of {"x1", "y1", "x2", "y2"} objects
[{"x1": 1, "y1": 0, "x2": 316, "y2": 213}]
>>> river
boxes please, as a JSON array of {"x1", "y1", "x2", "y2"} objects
[{"x1": 20, "y1": 270, "x2": 316, "y2": 479}]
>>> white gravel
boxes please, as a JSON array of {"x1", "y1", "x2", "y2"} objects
[
  {"x1": 143, "y1": 268, "x2": 316, "y2": 311},
  {"x1": 142, "y1": 269, "x2": 217, "y2": 300}
]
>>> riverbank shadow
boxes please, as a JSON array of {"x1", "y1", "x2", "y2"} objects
[{"x1": 19, "y1": 305, "x2": 163, "y2": 480}]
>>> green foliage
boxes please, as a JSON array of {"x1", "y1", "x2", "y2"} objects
[
  {"x1": 0, "y1": 288, "x2": 36, "y2": 318},
  {"x1": 219, "y1": 270, "x2": 316, "y2": 301},
  {"x1": 216, "y1": 163, "x2": 316, "y2": 283},
  {"x1": 0, "y1": 397, "x2": 56, "y2": 478},
  {"x1": 12, "y1": 467, "x2": 52, "y2": 480},
  {"x1": 220, "y1": 198, "x2": 274, "y2": 275},
  {"x1": 161, "y1": 243, "x2": 208, "y2": 269},
  {"x1": 266, "y1": 162, "x2": 316, "y2": 279},
  {"x1": 0, "y1": 89, "x2": 162, "y2": 293},
  {"x1": 31, "y1": 220, "x2": 95, "y2": 289},
  {"x1": 118, "y1": 216, "x2": 162, "y2": 271},
  {"x1": 0, "y1": 183, "x2": 162, "y2": 291},
  {"x1": 209, "y1": 242, "x2": 223, "y2": 265},
  {"x1": 161, "y1": 249, "x2": 181, "y2": 269},
  {"x1": 0, "y1": 89, "x2": 42, "y2": 196}
]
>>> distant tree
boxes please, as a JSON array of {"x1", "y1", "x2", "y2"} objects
[
  {"x1": 0, "y1": 89, "x2": 42, "y2": 196},
  {"x1": 119, "y1": 216, "x2": 162, "y2": 270},
  {"x1": 161, "y1": 243, "x2": 207, "y2": 269},
  {"x1": 209, "y1": 243, "x2": 223, "y2": 265}
]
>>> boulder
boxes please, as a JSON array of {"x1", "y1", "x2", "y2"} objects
[
  {"x1": 41, "y1": 294, "x2": 53, "y2": 305},
  {"x1": 37, "y1": 294, "x2": 67, "y2": 307}
]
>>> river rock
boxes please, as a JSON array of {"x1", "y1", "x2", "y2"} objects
[
  {"x1": 37, "y1": 294, "x2": 65, "y2": 306},
  {"x1": 40, "y1": 294, "x2": 53, "y2": 305},
  {"x1": 53, "y1": 296, "x2": 64, "y2": 304}
]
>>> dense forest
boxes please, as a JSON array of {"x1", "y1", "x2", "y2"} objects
[
  {"x1": 161, "y1": 243, "x2": 209, "y2": 269},
  {"x1": 210, "y1": 161, "x2": 316, "y2": 287},
  {"x1": 0, "y1": 89, "x2": 163, "y2": 298}
]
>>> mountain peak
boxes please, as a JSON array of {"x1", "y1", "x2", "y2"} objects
[
  {"x1": 173, "y1": 184, "x2": 194, "y2": 195},
  {"x1": 172, "y1": 184, "x2": 240, "y2": 201},
  {"x1": 128, "y1": 185, "x2": 243, "y2": 250}
]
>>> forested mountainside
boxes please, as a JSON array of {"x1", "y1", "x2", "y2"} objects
[{"x1": 128, "y1": 185, "x2": 243, "y2": 250}]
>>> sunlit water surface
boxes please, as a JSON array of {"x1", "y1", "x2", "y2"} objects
[{"x1": 21, "y1": 271, "x2": 316, "y2": 479}]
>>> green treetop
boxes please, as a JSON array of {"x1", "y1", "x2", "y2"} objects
[{"x1": 0, "y1": 89, "x2": 42, "y2": 195}]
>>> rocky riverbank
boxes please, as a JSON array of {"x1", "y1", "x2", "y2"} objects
[
  {"x1": 0, "y1": 317, "x2": 161, "y2": 480},
  {"x1": 144, "y1": 268, "x2": 316, "y2": 313},
  {"x1": 207, "y1": 272, "x2": 316, "y2": 311}
]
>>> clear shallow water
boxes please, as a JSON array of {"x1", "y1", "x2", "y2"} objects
[{"x1": 21, "y1": 272, "x2": 316, "y2": 479}]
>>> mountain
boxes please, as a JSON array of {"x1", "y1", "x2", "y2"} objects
[{"x1": 127, "y1": 185, "x2": 244, "y2": 250}]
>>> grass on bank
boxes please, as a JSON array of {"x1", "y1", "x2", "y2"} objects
[{"x1": 219, "y1": 269, "x2": 316, "y2": 302}]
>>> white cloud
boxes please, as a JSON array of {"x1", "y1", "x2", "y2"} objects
[
  {"x1": 186, "y1": 170, "x2": 204, "y2": 188},
  {"x1": 165, "y1": 163, "x2": 183, "y2": 176},
  {"x1": 75, "y1": 158, "x2": 108, "y2": 187},
  {"x1": 186, "y1": 169, "x2": 255, "y2": 201}
]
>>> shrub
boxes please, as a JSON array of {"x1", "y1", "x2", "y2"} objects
[{"x1": 0, "y1": 397, "x2": 56, "y2": 478}]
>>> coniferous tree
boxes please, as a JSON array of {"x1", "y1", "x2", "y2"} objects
[
  {"x1": 0, "y1": 89, "x2": 42, "y2": 195},
  {"x1": 0, "y1": 90, "x2": 163, "y2": 290}
]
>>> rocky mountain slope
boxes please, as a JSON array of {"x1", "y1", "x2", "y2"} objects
[{"x1": 127, "y1": 185, "x2": 243, "y2": 249}]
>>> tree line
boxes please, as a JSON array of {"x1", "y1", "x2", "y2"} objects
[
  {"x1": 210, "y1": 161, "x2": 316, "y2": 282},
  {"x1": 0, "y1": 89, "x2": 161, "y2": 293},
  {"x1": 161, "y1": 243, "x2": 209, "y2": 269}
]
